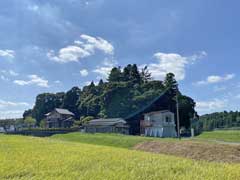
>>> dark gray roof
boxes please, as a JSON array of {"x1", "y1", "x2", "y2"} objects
[
  {"x1": 55, "y1": 108, "x2": 74, "y2": 116},
  {"x1": 88, "y1": 118, "x2": 127, "y2": 126}
]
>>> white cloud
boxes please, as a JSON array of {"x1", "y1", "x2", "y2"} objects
[
  {"x1": 80, "y1": 34, "x2": 114, "y2": 55},
  {"x1": 0, "y1": 99, "x2": 29, "y2": 109},
  {"x1": 195, "y1": 74, "x2": 235, "y2": 85},
  {"x1": 27, "y1": 5, "x2": 39, "y2": 12},
  {"x1": 14, "y1": 74, "x2": 49, "y2": 87},
  {"x1": 0, "y1": 49, "x2": 15, "y2": 58},
  {"x1": 146, "y1": 51, "x2": 206, "y2": 81},
  {"x1": 48, "y1": 34, "x2": 114, "y2": 63},
  {"x1": 80, "y1": 69, "x2": 89, "y2": 77},
  {"x1": 93, "y1": 58, "x2": 117, "y2": 78},
  {"x1": 1, "y1": 70, "x2": 18, "y2": 77},
  {"x1": 0, "y1": 110, "x2": 25, "y2": 119},
  {"x1": 8, "y1": 70, "x2": 19, "y2": 76},
  {"x1": 196, "y1": 99, "x2": 228, "y2": 115},
  {"x1": 0, "y1": 75, "x2": 9, "y2": 81},
  {"x1": 54, "y1": 80, "x2": 61, "y2": 84}
]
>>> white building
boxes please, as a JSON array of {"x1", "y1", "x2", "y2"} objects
[{"x1": 143, "y1": 110, "x2": 177, "y2": 138}]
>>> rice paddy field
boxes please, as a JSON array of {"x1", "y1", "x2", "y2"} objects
[{"x1": 0, "y1": 134, "x2": 240, "y2": 180}]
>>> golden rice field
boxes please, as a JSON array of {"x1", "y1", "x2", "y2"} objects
[{"x1": 0, "y1": 134, "x2": 240, "y2": 180}]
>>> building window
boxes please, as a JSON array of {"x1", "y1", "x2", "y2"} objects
[
  {"x1": 165, "y1": 116, "x2": 171, "y2": 123},
  {"x1": 147, "y1": 116, "x2": 151, "y2": 121}
]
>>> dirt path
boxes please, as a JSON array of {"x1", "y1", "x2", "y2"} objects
[{"x1": 133, "y1": 141, "x2": 240, "y2": 163}]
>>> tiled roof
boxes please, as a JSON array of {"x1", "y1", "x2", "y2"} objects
[
  {"x1": 55, "y1": 108, "x2": 74, "y2": 116},
  {"x1": 88, "y1": 118, "x2": 126, "y2": 126}
]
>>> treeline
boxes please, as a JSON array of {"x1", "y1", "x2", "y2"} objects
[
  {"x1": 24, "y1": 64, "x2": 196, "y2": 129},
  {"x1": 193, "y1": 111, "x2": 240, "y2": 132}
]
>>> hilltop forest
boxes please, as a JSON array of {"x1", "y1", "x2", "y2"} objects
[
  {"x1": 23, "y1": 64, "x2": 196, "y2": 129},
  {"x1": 196, "y1": 111, "x2": 240, "y2": 131}
]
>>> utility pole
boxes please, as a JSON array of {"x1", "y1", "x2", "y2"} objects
[{"x1": 176, "y1": 93, "x2": 180, "y2": 140}]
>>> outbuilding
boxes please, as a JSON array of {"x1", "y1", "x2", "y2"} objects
[{"x1": 85, "y1": 118, "x2": 129, "y2": 134}]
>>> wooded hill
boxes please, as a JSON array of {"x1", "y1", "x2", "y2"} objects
[
  {"x1": 196, "y1": 111, "x2": 240, "y2": 131},
  {"x1": 24, "y1": 64, "x2": 196, "y2": 129}
]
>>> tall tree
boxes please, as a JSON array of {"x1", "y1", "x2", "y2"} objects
[
  {"x1": 140, "y1": 66, "x2": 152, "y2": 83},
  {"x1": 163, "y1": 72, "x2": 178, "y2": 92},
  {"x1": 108, "y1": 67, "x2": 122, "y2": 82},
  {"x1": 62, "y1": 87, "x2": 81, "y2": 118}
]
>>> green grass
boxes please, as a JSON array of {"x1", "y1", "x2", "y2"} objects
[
  {"x1": 197, "y1": 130, "x2": 240, "y2": 143},
  {"x1": 0, "y1": 134, "x2": 239, "y2": 180},
  {"x1": 51, "y1": 132, "x2": 163, "y2": 148}
]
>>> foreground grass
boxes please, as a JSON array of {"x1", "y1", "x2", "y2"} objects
[
  {"x1": 51, "y1": 132, "x2": 176, "y2": 148},
  {"x1": 197, "y1": 130, "x2": 240, "y2": 143},
  {"x1": 0, "y1": 135, "x2": 240, "y2": 179}
]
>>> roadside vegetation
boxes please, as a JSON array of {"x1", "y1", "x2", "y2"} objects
[{"x1": 0, "y1": 134, "x2": 240, "y2": 179}]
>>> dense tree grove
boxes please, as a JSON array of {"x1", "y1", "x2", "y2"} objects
[
  {"x1": 25, "y1": 64, "x2": 197, "y2": 129},
  {"x1": 194, "y1": 111, "x2": 240, "y2": 132}
]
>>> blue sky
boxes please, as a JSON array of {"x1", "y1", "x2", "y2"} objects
[{"x1": 0, "y1": 0, "x2": 240, "y2": 118}]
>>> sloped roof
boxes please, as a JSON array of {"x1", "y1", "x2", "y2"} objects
[
  {"x1": 125, "y1": 88, "x2": 172, "y2": 120},
  {"x1": 88, "y1": 118, "x2": 127, "y2": 126},
  {"x1": 55, "y1": 108, "x2": 74, "y2": 116},
  {"x1": 144, "y1": 110, "x2": 173, "y2": 115}
]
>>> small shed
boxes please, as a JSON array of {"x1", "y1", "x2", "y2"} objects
[{"x1": 85, "y1": 118, "x2": 129, "y2": 134}]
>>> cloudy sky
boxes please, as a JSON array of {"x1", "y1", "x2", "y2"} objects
[{"x1": 0, "y1": 0, "x2": 240, "y2": 118}]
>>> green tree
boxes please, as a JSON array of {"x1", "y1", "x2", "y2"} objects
[
  {"x1": 24, "y1": 117, "x2": 36, "y2": 128},
  {"x1": 108, "y1": 67, "x2": 122, "y2": 82},
  {"x1": 63, "y1": 87, "x2": 81, "y2": 118},
  {"x1": 39, "y1": 119, "x2": 47, "y2": 128},
  {"x1": 140, "y1": 66, "x2": 152, "y2": 83},
  {"x1": 81, "y1": 116, "x2": 94, "y2": 124},
  {"x1": 163, "y1": 72, "x2": 178, "y2": 93}
]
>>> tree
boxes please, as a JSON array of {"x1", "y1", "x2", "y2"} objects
[
  {"x1": 140, "y1": 66, "x2": 152, "y2": 83},
  {"x1": 130, "y1": 64, "x2": 141, "y2": 83},
  {"x1": 164, "y1": 73, "x2": 178, "y2": 93},
  {"x1": 122, "y1": 64, "x2": 141, "y2": 83},
  {"x1": 98, "y1": 79, "x2": 104, "y2": 86},
  {"x1": 40, "y1": 119, "x2": 47, "y2": 128},
  {"x1": 0, "y1": 119, "x2": 15, "y2": 131},
  {"x1": 81, "y1": 116, "x2": 94, "y2": 124},
  {"x1": 178, "y1": 95, "x2": 196, "y2": 129},
  {"x1": 108, "y1": 67, "x2": 122, "y2": 82},
  {"x1": 31, "y1": 92, "x2": 65, "y2": 124},
  {"x1": 122, "y1": 64, "x2": 131, "y2": 81},
  {"x1": 24, "y1": 116, "x2": 36, "y2": 128},
  {"x1": 23, "y1": 109, "x2": 32, "y2": 119},
  {"x1": 63, "y1": 87, "x2": 81, "y2": 118}
]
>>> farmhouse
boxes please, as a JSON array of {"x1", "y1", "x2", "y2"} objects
[
  {"x1": 85, "y1": 118, "x2": 129, "y2": 134},
  {"x1": 142, "y1": 110, "x2": 176, "y2": 137},
  {"x1": 125, "y1": 89, "x2": 177, "y2": 136},
  {"x1": 45, "y1": 108, "x2": 75, "y2": 128}
]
